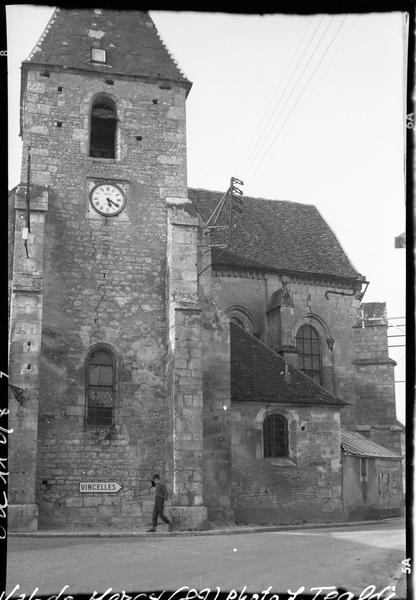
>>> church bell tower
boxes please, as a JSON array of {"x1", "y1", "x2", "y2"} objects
[{"x1": 8, "y1": 8, "x2": 208, "y2": 530}]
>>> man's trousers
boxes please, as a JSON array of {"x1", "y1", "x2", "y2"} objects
[{"x1": 152, "y1": 497, "x2": 171, "y2": 528}]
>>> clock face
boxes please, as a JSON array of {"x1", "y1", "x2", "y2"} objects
[{"x1": 90, "y1": 183, "x2": 126, "y2": 216}]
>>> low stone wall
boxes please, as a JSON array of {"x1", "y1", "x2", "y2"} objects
[{"x1": 168, "y1": 506, "x2": 208, "y2": 530}]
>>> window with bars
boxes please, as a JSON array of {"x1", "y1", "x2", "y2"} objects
[
  {"x1": 295, "y1": 324, "x2": 323, "y2": 385},
  {"x1": 86, "y1": 348, "x2": 115, "y2": 427},
  {"x1": 263, "y1": 413, "x2": 289, "y2": 458},
  {"x1": 89, "y1": 96, "x2": 117, "y2": 159}
]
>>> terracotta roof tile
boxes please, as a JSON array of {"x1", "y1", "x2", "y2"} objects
[
  {"x1": 230, "y1": 323, "x2": 347, "y2": 406},
  {"x1": 189, "y1": 188, "x2": 362, "y2": 280}
]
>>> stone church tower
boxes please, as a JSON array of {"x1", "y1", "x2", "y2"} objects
[
  {"x1": 8, "y1": 8, "x2": 209, "y2": 530},
  {"x1": 8, "y1": 8, "x2": 403, "y2": 531}
]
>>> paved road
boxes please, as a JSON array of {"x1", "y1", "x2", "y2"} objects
[{"x1": 6, "y1": 520, "x2": 406, "y2": 597}]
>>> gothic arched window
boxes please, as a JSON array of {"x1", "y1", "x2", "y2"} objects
[
  {"x1": 226, "y1": 306, "x2": 256, "y2": 334},
  {"x1": 230, "y1": 316, "x2": 245, "y2": 329},
  {"x1": 263, "y1": 413, "x2": 289, "y2": 458},
  {"x1": 86, "y1": 347, "x2": 115, "y2": 427},
  {"x1": 296, "y1": 324, "x2": 323, "y2": 385},
  {"x1": 89, "y1": 96, "x2": 117, "y2": 158}
]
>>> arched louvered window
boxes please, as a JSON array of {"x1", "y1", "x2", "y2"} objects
[
  {"x1": 89, "y1": 97, "x2": 117, "y2": 158},
  {"x1": 86, "y1": 347, "x2": 115, "y2": 427},
  {"x1": 263, "y1": 414, "x2": 289, "y2": 458},
  {"x1": 296, "y1": 324, "x2": 323, "y2": 385}
]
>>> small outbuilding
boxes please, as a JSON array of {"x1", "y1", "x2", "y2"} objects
[{"x1": 341, "y1": 430, "x2": 403, "y2": 520}]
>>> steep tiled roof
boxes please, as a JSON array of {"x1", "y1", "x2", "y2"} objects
[
  {"x1": 230, "y1": 323, "x2": 347, "y2": 406},
  {"x1": 189, "y1": 188, "x2": 362, "y2": 280},
  {"x1": 341, "y1": 430, "x2": 402, "y2": 459},
  {"x1": 24, "y1": 8, "x2": 191, "y2": 91}
]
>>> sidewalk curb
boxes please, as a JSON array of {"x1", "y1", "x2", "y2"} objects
[
  {"x1": 389, "y1": 561, "x2": 407, "y2": 599},
  {"x1": 9, "y1": 516, "x2": 404, "y2": 538}
]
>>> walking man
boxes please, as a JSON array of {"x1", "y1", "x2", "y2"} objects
[{"x1": 147, "y1": 473, "x2": 173, "y2": 532}]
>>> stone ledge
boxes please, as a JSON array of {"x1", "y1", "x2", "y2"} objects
[
  {"x1": 174, "y1": 305, "x2": 200, "y2": 313},
  {"x1": 352, "y1": 323, "x2": 387, "y2": 329},
  {"x1": 14, "y1": 185, "x2": 49, "y2": 212},
  {"x1": 167, "y1": 202, "x2": 198, "y2": 223},
  {"x1": 266, "y1": 459, "x2": 297, "y2": 467},
  {"x1": 352, "y1": 357, "x2": 396, "y2": 366},
  {"x1": 13, "y1": 277, "x2": 44, "y2": 293}
]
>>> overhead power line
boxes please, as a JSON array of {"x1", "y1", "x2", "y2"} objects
[
  {"x1": 303, "y1": 14, "x2": 357, "y2": 97},
  {"x1": 246, "y1": 15, "x2": 348, "y2": 185},
  {"x1": 238, "y1": 15, "x2": 321, "y2": 174},
  {"x1": 244, "y1": 16, "x2": 334, "y2": 180}
]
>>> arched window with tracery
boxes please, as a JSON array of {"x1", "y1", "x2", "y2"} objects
[
  {"x1": 86, "y1": 347, "x2": 115, "y2": 427},
  {"x1": 295, "y1": 324, "x2": 323, "y2": 384},
  {"x1": 263, "y1": 413, "x2": 289, "y2": 457},
  {"x1": 89, "y1": 96, "x2": 117, "y2": 158}
]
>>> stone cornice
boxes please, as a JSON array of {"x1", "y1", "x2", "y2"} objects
[
  {"x1": 352, "y1": 357, "x2": 397, "y2": 366},
  {"x1": 22, "y1": 61, "x2": 192, "y2": 94},
  {"x1": 214, "y1": 265, "x2": 362, "y2": 289}
]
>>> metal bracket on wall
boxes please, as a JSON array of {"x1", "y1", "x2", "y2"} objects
[{"x1": 198, "y1": 176, "x2": 244, "y2": 278}]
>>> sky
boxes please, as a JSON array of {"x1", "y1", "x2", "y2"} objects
[{"x1": 6, "y1": 7, "x2": 407, "y2": 423}]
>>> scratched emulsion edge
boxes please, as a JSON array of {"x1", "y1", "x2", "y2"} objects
[{"x1": 3, "y1": 2, "x2": 412, "y2": 599}]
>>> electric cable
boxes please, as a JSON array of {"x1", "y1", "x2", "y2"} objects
[
  {"x1": 244, "y1": 15, "x2": 336, "y2": 180},
  {"x1": 238, "y1": 15, "x2": 318, "y2": 174},
  {"x1": 246, "y1": 15, "x2": 348, "y2": 185}
]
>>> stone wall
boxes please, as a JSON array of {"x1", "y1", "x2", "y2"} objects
[
  {"x1": 231, "y1": 403, "x2": 343, "y2": 524},
  {"x1": 166, "y1": 200, "x2": 207, "y2": 528},
  {"x1": 352, "y1": 303, "x2": 402, "y2": 453},
  {"x1": 353, "y1": 307, "x2": 397, "y2": 424},
  {"x1": 8, "y1": 187, "x2": 49, "y2": 531},
  {"x1": 342, "y1": 455, "x2": 403, "y2": 520},
  {"x1": 212, "y1": 270, "x2": 361, "y2": 413},
  {"x1": 199, "y1": 239, "x2": 233, "y2": 522},
  {"x1": 8, "y1": 190, "x2": 16, "y2": 322},
  {"x1": 14, "y1": 66, "x2": 188, "y2": 529},
  {"x1": 212, "y1": 270, "x2": 267, "y2": 337}
]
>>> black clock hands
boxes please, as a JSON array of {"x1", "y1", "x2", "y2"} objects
[
  {"x1": 106, "y1": 197, "x2": 119, "y2": 208},
  {"x1": 90, "y1": 183, "x2": 125, "y2": 216}
]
